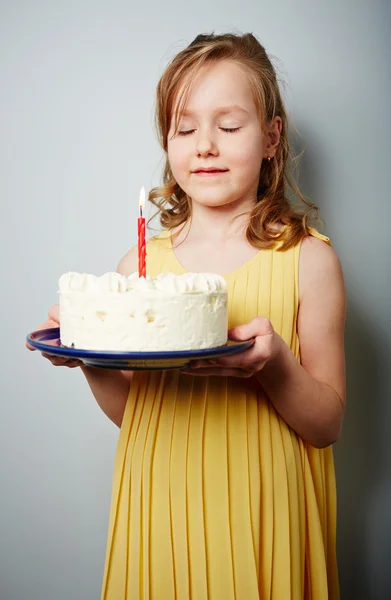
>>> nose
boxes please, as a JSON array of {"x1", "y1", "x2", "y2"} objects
[{"x1": 195, "y1": 128, "x2": 219, "y2": 157}]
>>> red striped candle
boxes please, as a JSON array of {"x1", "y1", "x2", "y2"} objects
[{"x1": 138, "y1": 186, "x2": 146, "y2": 278}]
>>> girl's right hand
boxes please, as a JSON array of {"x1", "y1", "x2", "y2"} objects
[{"x1": 26, "y1": 304, "x2": 82, "y2": 368}]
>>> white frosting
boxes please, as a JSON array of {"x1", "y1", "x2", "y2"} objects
[
  {"x1": 59, "y1": 271, "x2": 226, "y2": 294},
  {"x1": 59, "y1": 271, "x2": 228, "y2": 352}
]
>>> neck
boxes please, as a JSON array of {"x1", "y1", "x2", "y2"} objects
[{"x1": 176, "y1": 194, "x2": 256, "y2": 244}]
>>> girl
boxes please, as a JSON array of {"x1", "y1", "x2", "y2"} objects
[{"x1": 31, "y1": 33, "x2": 345, "y2": 599}]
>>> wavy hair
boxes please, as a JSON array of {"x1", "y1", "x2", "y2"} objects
[{"x1": 149, "y1": 32, "x2": 319, "y2": 250}]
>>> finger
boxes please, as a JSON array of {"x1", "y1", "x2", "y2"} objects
[
  {"x1": 66, "y1": 360, "x2": 83, "y2": 368},
  {"x1": 51, "y1": 355, "x2": 82, "y2": 368},
  {"x1": 35, "y1": 319, "x2": 59, "y2": 331},
  {"x1": 26, "y1": 320, "x2": 55, "y2": 350},
  {"x1": 190, "y1": 360, "x2": 219, "y2": 368},
  {"x1": 181, "y1": 367, "x2": 252, "y2": 378},
  {"x1": 208, "y1": 351, "x2": 257, "y2": 370},
  {"x1": 42, "y1": 355, "x2": 63, "y2": 365},
  {"x1": 41, "y1": 353, "x2": 69, "y2": 366},
  {"x1": 48, "y1": 305, "x2": 60, "y2": 323},
  {"x1": 194, "y1": 340, "x2": 268, "y2": 370},
  {"x1": 27, "y1": 313, "x2": 61, "y2": 351},
  {"x1": 229, "y1": 316, "x2": 273, "y2": 342}
]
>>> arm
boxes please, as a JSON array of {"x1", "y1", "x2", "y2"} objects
[
  {"x1": 29, "y1": 247, "x2": 140, "y2": 427},
  {"x1": 80, "y1": 245, "x2": 140, "y2": 425},
  {"x1": 116, "y1": 245, "x2": 138, "y2": 383},
  {"x1": 185, "y1": 237, "x2": 346, "y2": 449},
  {"x1": 80, "y1": 366, "x2": 130, "y2": 427},
  {"x1": 258, "y1": 237, "x2": 346, "y2": 447},
  {"x1": 30, "y1": 304, "x2": 133, "y2": 428}
]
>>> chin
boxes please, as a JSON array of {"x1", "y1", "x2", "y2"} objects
[{"x1": 190, "y1": 190, "x2": 239, "y2": 208}]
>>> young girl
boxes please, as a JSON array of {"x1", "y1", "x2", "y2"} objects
[{"x1": 31, "y1": 32, "x2": 345, "y2": 599}]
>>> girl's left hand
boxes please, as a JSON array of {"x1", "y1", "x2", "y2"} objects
[{"x1": 182, "y1": 317, "x2": 280, "y2": 378}]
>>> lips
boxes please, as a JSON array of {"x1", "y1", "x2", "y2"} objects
[{"x1": 193, "y1": 168, "x2": 228, "y2": 174}]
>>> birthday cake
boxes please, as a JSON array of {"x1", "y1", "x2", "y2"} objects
[{"x1": 58, "y1": 271, "x2": 228, "y2": 351}]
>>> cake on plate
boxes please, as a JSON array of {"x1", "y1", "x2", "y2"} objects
[{"x1": 58, "y1": 271, "x2": 228, "y2": 352}]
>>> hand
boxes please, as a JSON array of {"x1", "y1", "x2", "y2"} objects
[
  {"x1": 26, "y1": 304, "x2": 82, "y2": 368},
  {"x1": 182, "y1": 317, "x2": 280, "y2": 378}
]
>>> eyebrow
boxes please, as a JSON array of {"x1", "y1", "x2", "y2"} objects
[{"x1": 181, "y1": 105, "x2": 249, "y2": 117}]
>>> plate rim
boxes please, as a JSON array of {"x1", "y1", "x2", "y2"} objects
[{"x1": 26, "y1": 327, "x2": 255, "y2": 360}]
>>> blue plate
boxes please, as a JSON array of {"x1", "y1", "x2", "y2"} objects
[{"x1": 26, "y1": 328, "x2": 254, "y2": 370}]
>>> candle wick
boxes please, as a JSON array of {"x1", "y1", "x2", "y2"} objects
[{"x1": 139, "y1": 205, "x2": 142, "y2": 218}]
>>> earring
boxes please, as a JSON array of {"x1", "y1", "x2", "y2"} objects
[{"x1": 267, "y1": 157, "x2": 271, "y2": 162}]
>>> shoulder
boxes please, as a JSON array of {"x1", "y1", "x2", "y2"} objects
[
  {"x1": 116, "y1": 233, "x2": 170, "y2": 276},
  {"x1": 149, "y1": 230, "x2": 171, "y2": 245},
  {"x1": 117, "y1": 246, "x2": 137, "y2": 277},
  {"x1": 300, "y1": 234, "x2": 338, "y2": 270},
  {"x1": 298, "y1": 234, "x2": 345, "y2": 304},
  {"x1": 296, "y1": 235, "x2": 346, "y2": 418}
]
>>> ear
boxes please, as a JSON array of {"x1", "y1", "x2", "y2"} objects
[{"x1": 264, "y1": 117, "x2": 282, "y2": 159}]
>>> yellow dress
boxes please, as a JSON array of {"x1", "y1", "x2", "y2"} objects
[{"x1": 101, "y1": 230, "x2": 339, "y2": 600}]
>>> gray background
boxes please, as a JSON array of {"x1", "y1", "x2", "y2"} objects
[{"x1": 1, "y1": 0, "x2": 390, "y2": 598}]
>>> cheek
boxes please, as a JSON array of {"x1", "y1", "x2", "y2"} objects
[
  {"x1": 167, "y1": 143, "x2": 190, "y2": 182},
  {"x1": 238, "y1": 132, "x2": 263, "y2": 173},
  {"x1": 232, "y1": 145, "x2": 263, "y2": 179},
  {"x1": 225, "y1": 131, "x2": 263, "y2": 172}
]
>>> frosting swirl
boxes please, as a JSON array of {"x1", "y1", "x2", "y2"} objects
[{"x1": 59, "y1": 271, "x2": 226, "y2": 294}]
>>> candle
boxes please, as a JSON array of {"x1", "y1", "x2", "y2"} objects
[{"x1": 138, "y1": 186, "x2": 147, "y2": 278}]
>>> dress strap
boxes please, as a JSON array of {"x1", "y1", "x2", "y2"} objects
[
  {"x1": 307, "y1": 227, "x2": 331, "y2": 245},
  {"x1": 145, "y1": 229, "x2": 182, "y2": 277},
  {"x1": 147, "y1": 229, "x2": 171, "y2": 252}
]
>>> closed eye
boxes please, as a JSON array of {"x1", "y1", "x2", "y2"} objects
[
  {"x1": 178, "y1": 127, "x2": 241, "y2": 136},
  {"x1": 178, "y1": 130, "x2": 196, "y2": 136},
  {"x1": 220, "y1": 127, "x2": 241, "y2": 133}
]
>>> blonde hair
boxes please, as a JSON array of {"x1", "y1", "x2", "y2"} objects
[{"x1": 149, "y1": 32, "x2": 319, "y2": 250}]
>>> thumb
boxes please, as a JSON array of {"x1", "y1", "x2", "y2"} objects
[
  {"x1": 48, "y1": 304, "x2": 60, "y2": 323},
  {"x1": 229, "y1": 317, "x2": 273, "y2": 341}
]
